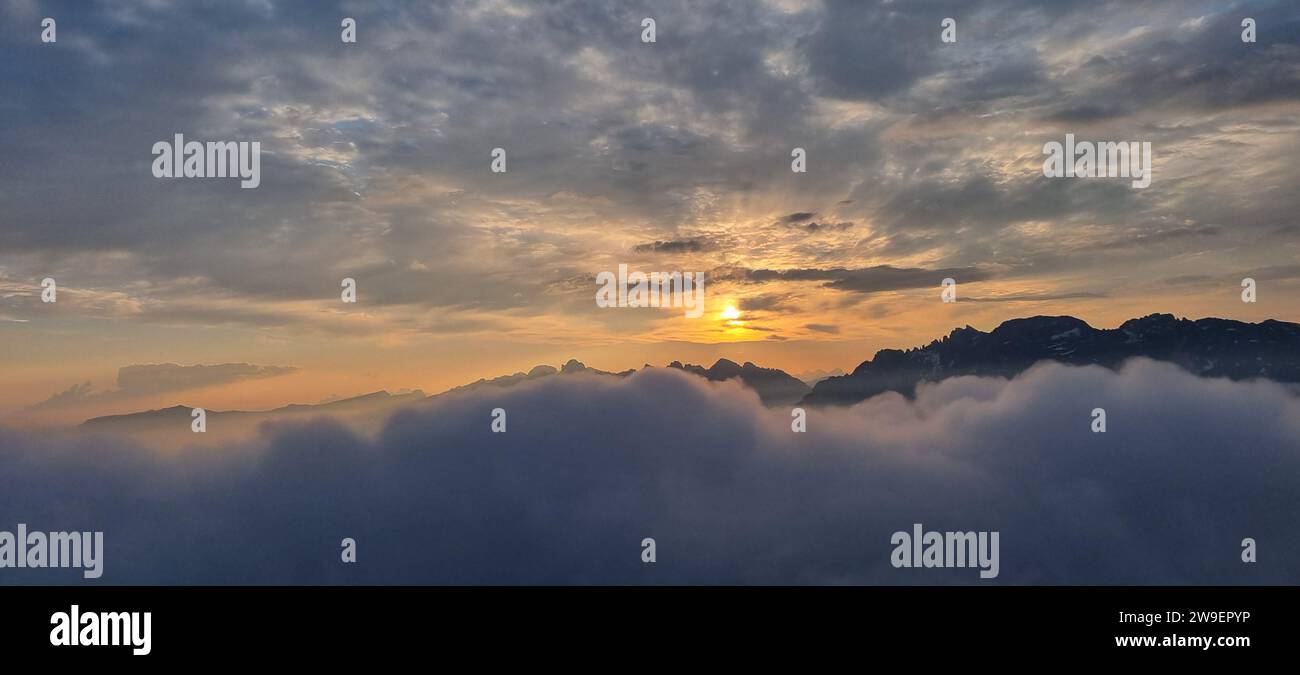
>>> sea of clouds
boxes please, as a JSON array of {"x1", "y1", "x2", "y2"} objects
[{"x1": 1, "y1": 359, "x2": 1297, "y2": 584}]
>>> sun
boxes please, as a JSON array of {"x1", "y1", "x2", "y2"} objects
[{"x1": 721, "y1": 304, "x2": 741, "y2": 320}]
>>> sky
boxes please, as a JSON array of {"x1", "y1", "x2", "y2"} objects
[{"x1": 2, "y1": 0, "x2": 1299, "y2": 426}]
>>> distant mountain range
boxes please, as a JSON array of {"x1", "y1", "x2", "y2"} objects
[
  {"x1": 81, "y1": 314, "x2": 1300, "y2": 440},
  {"x1": 78, "y1": 356, "x2": 809, "y2": 444},
  {"x1": 80, "y1": 389, "x2": 430, "y2": 443}
]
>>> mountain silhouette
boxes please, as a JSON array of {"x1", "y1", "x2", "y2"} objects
[
  {"x1": 79, "y1": 314, "x2": 1300, "y2": 439},
  {"x1": 666, "y1": 358, "x2": 809, "y2": 405},
  {"x1": 802, "y1": 314, "x2": 1300, "y2": 406},
  {"x1": 78, "y1": 358, "x2": 807, "y2": 441},
  {"x1": 80, "y1": 390, "x2": 429, "y2": 444}
]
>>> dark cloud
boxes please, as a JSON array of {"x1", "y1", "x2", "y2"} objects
[
  {"x1": 778, "y1": 212, "x2": 852, "y2": 233},
  {"x1": 1077, "y1": 225, "x2": 1222, "y2": 252},
  {"x1": 804, "y1": 323, "x2": 840, "y2": 334},
  {"x1": 1107, "y1": 6, "x2": 1300, "y2": 112},
  {"x1": 803, "y1": 0, "x2": 1089, "y2": 104},
  {"x1": 801, "y1": 221, "x2": 853, "y2": 233},
  {"x1": 738, "y1": 293, "x2": 797, "y2": 312},
  {"x1": 2, "y1": 361, "x2": 1297, "y2": 584},
  {"x1": 1043, "y1": 103, "x2": 1131, "y2": 123},
  {"x1": 803, "y1": 0, "x2": 943, "y2": 101},
  {"x1": 632, "y1": 238, "x2": 714, "y2": 254},
  {"x1": 869, "y1": 171, "x2": 1084, "y2": 235},
  {"x1": 721, "y1": 265, "x2": 992, "y2": 294}
]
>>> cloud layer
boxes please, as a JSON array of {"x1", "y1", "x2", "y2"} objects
[
  {"x1": 1, "y1": 360, "x2": 1297, "y2": 584},
  {"x1": 2, "y1": 0, "x2": 1297, "y2": 349}
]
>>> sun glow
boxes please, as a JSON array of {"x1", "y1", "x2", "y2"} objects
[{"x1": 721, "y1": 304, "x2": 741, "y2": 320}]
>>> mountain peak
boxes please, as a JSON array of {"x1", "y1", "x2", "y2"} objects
[
  {"x1": 990, "y1": 315, "x2": 1092, "y2": 336},
  {"x1": 708, "y1": 358, "x2": 743, "y2": 378}
]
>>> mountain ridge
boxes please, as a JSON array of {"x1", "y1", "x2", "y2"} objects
[
  {"x1": 802, "y1": 313, "x2": 1300, "y2": 406},
  {"x1": 79, "y1": 314, "x2": 1300, "y2": 434}
]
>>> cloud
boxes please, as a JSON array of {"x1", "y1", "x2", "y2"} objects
[
  {"x1": 0, "y1": 0, "x2": 1297, "y2": 341},
  {"x1": 722, "y1": 264, "x2": 993, "y2": 293},
  {"x1": 1246, "y1": 264, "x2": 1300, "y2": 282},
  {"x1": 2, "y1": 360, "x2": 1297, "y2": 584},
  {"x1": 778, "y1": 212, "x2": 853, "y2": 233},
  {"x1": 738, "y1": 293, "x2": 797, "y2": 312},
  {"x1": 1043, "y1": 103, "x2": 1131, "y2": 123},
  {"x1": 114, "y1": 363, "x2": 298, "y2": 395},
  {"x1": 632, "y1": 238, "x2": 714, "y2": 254},
  {"x1": 800, "y1": 221, "x2": 853, "y2": 233},
  {"x1": 31, "y1": 363, "x2": 298, "y2": 409},
  {"x1": 33, "y1": 381, "x2": 95, "y2": 408},
  {"x1": 962, "y1": 292, "x2": 1107, "y2": 303}
]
